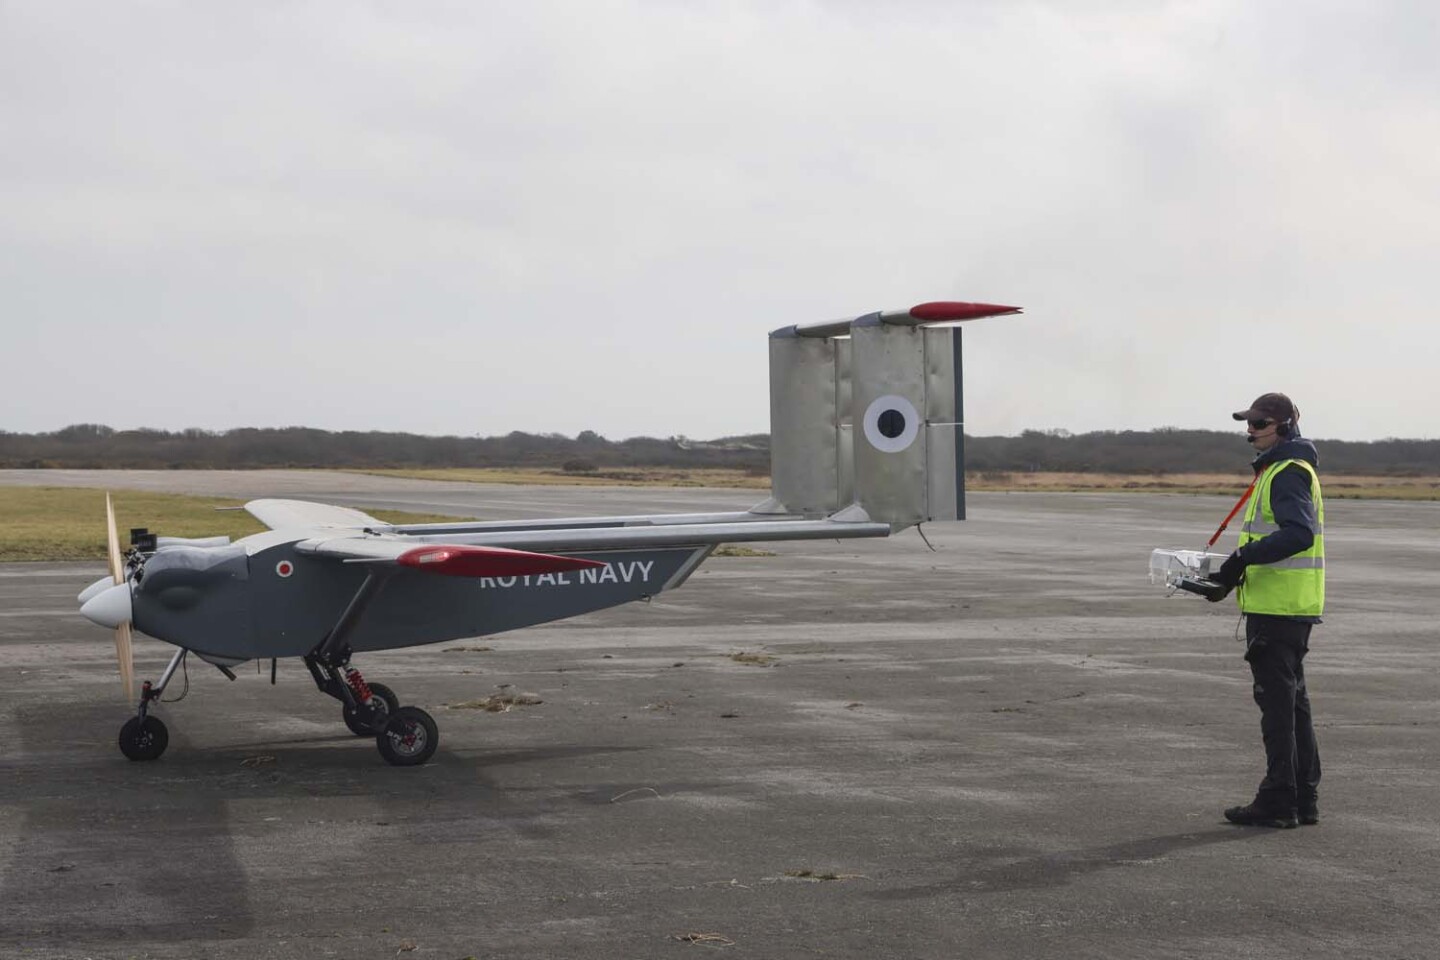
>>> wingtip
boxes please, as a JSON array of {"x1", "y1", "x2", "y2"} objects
[{"x1": 908, "y1": 301, "x2": 1023, "y2": 322}]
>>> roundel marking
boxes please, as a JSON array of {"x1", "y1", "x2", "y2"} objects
[
  {"x1": 862, "y1": 394, "x2": 921, "y2": 453},
  {"x1": 275, "y1": 560, "x2": 295, "y2": 578}
]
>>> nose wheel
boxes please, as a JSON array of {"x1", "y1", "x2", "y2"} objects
[
  {"x1": 117, "y1": 647, "x2": 188, "y2": 762},
  {"x1": 119, "y1": 715, "x2": 169, "y2": 761}
]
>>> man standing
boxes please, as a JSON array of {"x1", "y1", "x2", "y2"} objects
[{"x1": 1208, "y1": 392, "x2": 1325, "y2": 829}]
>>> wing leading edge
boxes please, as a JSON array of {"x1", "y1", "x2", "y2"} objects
[
  {"x1": 245, "y1": 499, "x2": 385, "y2": 531},
  {"x1": 295, "y1": 516, "x2": 893, "y2": 567}
]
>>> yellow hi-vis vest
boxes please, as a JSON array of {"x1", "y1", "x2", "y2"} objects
[{"x1": 1236, "y1": 458, "x2": 1325, "y2": 617}]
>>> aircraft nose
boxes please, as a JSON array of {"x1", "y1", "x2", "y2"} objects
[{"x1": 80, "y1": 583, "x2": 133, "y2": 629}]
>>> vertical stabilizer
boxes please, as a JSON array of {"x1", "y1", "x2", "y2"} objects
[
  {"x1": 766, "y1": 301, "x2": 1019, "y2": 528},
  {"x1": 766, "y1": 329, "x2": 850, "y2": 517},
  {"x1": 850, "y1": 317, "x2": 962, "y2": 525}
]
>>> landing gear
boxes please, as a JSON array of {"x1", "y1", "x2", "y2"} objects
[
  {"x1": 343, "y1": 681, "x2": 399, "y2": 736},
  {"x1": 117, "y1": 647, "x2": 188, "y2": 762},
  {"x1": 305, "y1": 654, "x2": 440, "y2": 766},
  {"x1": 305, "y1": 571, "x2": 441, "y2": 766},
  {"x1": 119, "y1": 715, "x2": 168, "y2": 761},
  {"x1": 376, "y1": 706, "x2": 439, "y2": 766}
]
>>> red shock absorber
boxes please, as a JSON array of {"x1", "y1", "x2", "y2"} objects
[{"x1": 344, "y1": 667, "x2": 373, "y2": 704}]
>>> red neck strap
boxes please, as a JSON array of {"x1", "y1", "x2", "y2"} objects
[{"x1": 1206, "y1": 477, "x2": 1259, "y2": 549}]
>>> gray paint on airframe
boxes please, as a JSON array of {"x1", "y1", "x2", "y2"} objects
[{"x1": 133, "y1": 540, "x2": 707, "y2": 661}]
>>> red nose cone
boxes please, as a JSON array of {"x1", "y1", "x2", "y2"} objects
[{"x1": 909, "y1": 301, "x2": 1022, "y2": 322}]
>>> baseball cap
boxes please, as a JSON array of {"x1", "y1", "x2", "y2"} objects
[{"x1": 1232, "y1": 392, "x2": 1298, "y2": 424}]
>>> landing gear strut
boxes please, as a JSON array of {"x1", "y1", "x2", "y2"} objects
[
  {"x1": 343, "y1": 680, "x2": 399, "y2": 736},
  {"x1": 118, "y1": 647, "x2": 187, "y2": 761},
  {"x1": 303, "y1": 569, "x2": 439, "y2": 766}
]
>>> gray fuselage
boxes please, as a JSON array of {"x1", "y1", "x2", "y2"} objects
[{"x1": 130, "y1": 537, "x2": 708, "y2": 660}]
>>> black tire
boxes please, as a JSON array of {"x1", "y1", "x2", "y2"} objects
[
  {"x1": 376, "y1": 706, "x2": 438, "y2": 767},
  {"x1": 369, "y1": 682, "x2": 400, "y2": 713},
  {"x1": 343, "y1": 682, "x2": 400, "y2": 737},
  {"x1": 119, "y1": 715, "x2": 169, "y2": 761}
]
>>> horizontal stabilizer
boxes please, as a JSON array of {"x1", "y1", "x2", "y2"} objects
[{"x1": 397, "y1": 545, "x2": 605, "y2": 578}]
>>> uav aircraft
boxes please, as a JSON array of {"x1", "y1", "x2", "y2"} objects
[{"x1": 78, "y1": 301, "x2": 1019, "y2": 765}]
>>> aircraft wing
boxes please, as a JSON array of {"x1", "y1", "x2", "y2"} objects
[
  {"x1": 296, "y1": 516, "x2": 893, "y2": 561},
  {"x1": 245, "y1": 499, "x2": 385, "y2": 531}
]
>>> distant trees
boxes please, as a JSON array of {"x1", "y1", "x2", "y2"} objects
[
  {"x1": 1, "y1": 425, "x2": 1436, "y2": 475},
  {"x1": 0, "y1": 426, "x2": 772, "y2": 471},
  {"x1": 963, "y1": 429, "x2": 1440, "y2": 476}
]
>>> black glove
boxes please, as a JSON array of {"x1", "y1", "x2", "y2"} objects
[{"x1": 1209, "y1": 551, "x2": 1248, "y2": 591}]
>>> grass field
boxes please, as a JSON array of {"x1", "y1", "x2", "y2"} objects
[
  {"x1": 0, "y1": 488, "x2": 462, "y2": 562},
  {"x1": 358, "y1": 466, "x2": 772, "y2": 489},
  {"x1": 964, "y1": 471, "x2": 1440, "y2": 499},
  {"x1": 367, "y1": 467, "x2": 1440, "y2": 500}
]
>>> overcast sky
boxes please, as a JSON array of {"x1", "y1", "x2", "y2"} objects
[{"x1": 3, "y1": 1, "x2": 1437, "y2": 442}]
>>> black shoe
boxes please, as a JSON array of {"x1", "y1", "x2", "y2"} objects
[
  {"x1": 1224, "y1": 802, "x2": 1298, "y2": 829},
  {"x1": 1298, "y1": 801, "x2": 1319, "y2": 826}
]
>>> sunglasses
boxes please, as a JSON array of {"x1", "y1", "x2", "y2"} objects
[{"x1": 1247, "y1": 418, "x2": 1275, "y2": 430}]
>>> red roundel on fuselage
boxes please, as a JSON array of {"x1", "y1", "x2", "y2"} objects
[{"x1": 276, "y1": 560, "x2": 294, "y2": 578}]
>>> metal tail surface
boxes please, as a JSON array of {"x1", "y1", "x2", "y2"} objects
[{"x1": 767, "y1": 301, "x2": 1019, "y2": 528}]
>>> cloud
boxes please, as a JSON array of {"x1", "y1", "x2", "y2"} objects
[{"x1": 3, "y1": 1, "x2": 1437, "y2": 440}]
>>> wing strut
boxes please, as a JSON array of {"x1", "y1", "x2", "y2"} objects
[
  {"x1": 312, "y1": 569, "x2": 394, "y2": 665},
  {"x1": 301, "y1": 569, "x2": 398, "y2": 718}
]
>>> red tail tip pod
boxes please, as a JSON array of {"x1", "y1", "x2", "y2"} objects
[{"x1": 908, "y1": 302, "x2": 1022, "y2": 322}]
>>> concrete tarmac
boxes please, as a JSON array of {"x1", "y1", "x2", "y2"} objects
[{"x1": 2, "y1": 471, "x2": 1439, "y2": 959}]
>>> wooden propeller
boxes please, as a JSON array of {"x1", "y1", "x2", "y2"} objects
[{"x1": 105, "y1": 493, "x2": 135, "y2": 702}]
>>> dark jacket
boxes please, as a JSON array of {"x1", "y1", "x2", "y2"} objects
[{"x1": 1240, "y1": 433, "x2": 1322, "y2": 623}]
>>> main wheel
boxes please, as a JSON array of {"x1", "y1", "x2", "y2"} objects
[
  {"x1": 119, "y1": 715, "x2": 169, "y2": 761},
  {"x1": 343, "y1": 682, "x2": 400, "y2": 736},
  {"x1": 376, "y1": 706, "x2": 438, "y2": 767}
]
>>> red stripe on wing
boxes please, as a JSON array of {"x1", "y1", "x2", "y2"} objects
[{"x1": 397, "y1": 545, "x2": 605, "y2": 578}]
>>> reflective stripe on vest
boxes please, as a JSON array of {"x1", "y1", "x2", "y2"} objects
[
  {"x1": 1268, "y1": 556, "x2": 1325, "y2": 570},
  {"x1": 1240, "y1": 519, "x2": 1325, "y2": 536},
  {"x1": 1236, "y1": 458, "x2": 1325, "y2": 617}
]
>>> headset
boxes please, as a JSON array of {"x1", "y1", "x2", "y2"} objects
[
  {"x1": 1279, "y1": 402, "x2": 1300, "y2": 438},
  {"x1": 1247, "y1": 409, "x2": 1297, "y2": 443}
]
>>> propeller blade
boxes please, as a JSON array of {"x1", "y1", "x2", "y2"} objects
[
  {"x1": 104, "y1": 493, "x2": 133, "y2": 701},
  {"x1": 115, "y1": 622, "x2": 135, "y2": 703},
  {"x1": 105, "y1": 493, "x2": 123, "y2": 585}
]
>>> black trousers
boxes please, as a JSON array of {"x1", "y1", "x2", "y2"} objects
[{"x1": 1245, "y1": 615, "x2": 1321, "y2": 809}]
